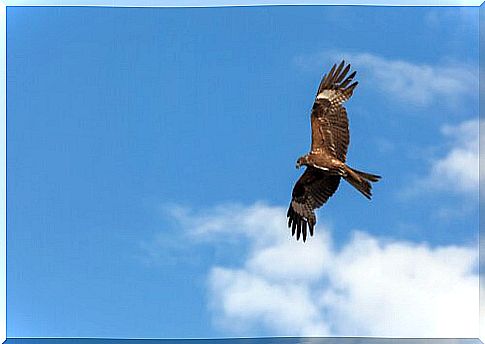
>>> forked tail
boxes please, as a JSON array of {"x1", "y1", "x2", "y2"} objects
[{"x1": 343, "y1": 165, "x2": 381, "y2": 199}]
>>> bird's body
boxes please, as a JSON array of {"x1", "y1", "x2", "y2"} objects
[
  {"x1": 288, "y1": 61, "x2": 381, "y2": 242},
  {"x1": 298, "y1": 152, "x2": 345, "y2": 173}
]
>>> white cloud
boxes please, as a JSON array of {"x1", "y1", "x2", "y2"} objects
[
  {"x1": 419, "y1": 118, "x2": 479, "y2": 196},
  {"x1": 165, "y1": 203, "x2": 478, "y2": 338},
  {"x1": 209, "y1": 268, "x2": 330, "y2": 336},
  {"x1": 294, "y1": 52, "x2": 477, "y2": 107},
  {"x1": 321, "y1": 231, "x2": 478, "y2": 336}
]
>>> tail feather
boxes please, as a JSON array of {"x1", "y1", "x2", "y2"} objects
[
  {"x1": 349, "y1": 167, "x2": 381, "y2": 182},
  {"x1": 343, "y1": 165, "x2": 381, "y2": 199}
]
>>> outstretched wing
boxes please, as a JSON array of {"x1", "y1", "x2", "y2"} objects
[
  {"x1": 287, "y1": 167, "x2": 341, "y2": 242},
  {"x1": 311, "y1": 61, "x2": 358, "y2": 162}
]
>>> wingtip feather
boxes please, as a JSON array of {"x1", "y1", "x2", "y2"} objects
[{"x1": 318, "y1": 61, "x2": 358, "y2": 95}]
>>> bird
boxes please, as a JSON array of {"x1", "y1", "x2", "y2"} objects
[{"x1": 287, "y1": 60, "x2": 381, "y2": 242}]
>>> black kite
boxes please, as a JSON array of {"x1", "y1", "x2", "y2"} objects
[{"x1": 287, "y1": 61, "x2": 381, "y2": 242}]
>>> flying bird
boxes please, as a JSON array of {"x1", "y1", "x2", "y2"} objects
[{"x1": 287, "y1": 61, "x2": 381, "y2": 242}]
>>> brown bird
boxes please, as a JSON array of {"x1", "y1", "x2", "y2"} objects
[{"x1": 287, "y1": 61, "x2": 381, "y2": 242}]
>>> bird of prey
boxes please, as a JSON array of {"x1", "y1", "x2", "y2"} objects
[{"x1": 287, "y1": 61, "x2": 381, "y2": 242}]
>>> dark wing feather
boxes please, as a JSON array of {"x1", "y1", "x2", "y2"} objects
[
  {"x1": 311, "y1": 61, "x2": 357, "y2": 162},
  {"x1": 287, "y1": 167, "x2": 341, "y2": 242},
  {"x1": 311, "y1": 105, "x2": 350, "y2": 162}
]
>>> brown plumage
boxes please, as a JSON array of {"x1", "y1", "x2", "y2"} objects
[{"x1": 287, "y1": 61, "x2": 381, "y2": 242}]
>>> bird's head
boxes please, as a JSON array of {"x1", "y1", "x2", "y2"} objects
[{"x1": 296, "y1": 156, "x2": 308, "y2": 169}]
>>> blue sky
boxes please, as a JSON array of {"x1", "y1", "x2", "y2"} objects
[{"x1": 6, "y1": 5, "x2": 479, "y2": 338}]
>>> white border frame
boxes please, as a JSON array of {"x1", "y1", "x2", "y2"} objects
[
  {"x1": 1, "y1": 2, "x2": 6, "y2": 343},
  {"x1": 2, "y1": 0, "x2": 484, "y2": 6},
  {"x1": 1, "y1": 2, "x2": 481, "y2": 343}
]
